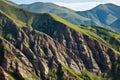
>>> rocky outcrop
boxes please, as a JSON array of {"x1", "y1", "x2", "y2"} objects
[
  {"x1": 0, "y1": 37, "x2": 38, "y2": 80},
  {"x1": 15, "y1": 27, "x2": 85, "y2": 79},
  {"x1": 30, "y1": 19, "x2": 115, "y2": 72},
  {"x1": 4, "y1": 26, "x2": 120, "y2": 79}
]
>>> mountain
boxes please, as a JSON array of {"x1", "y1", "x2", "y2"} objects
[
  {"x1": 21, "y1": 2, "x2": 120, "y2": 33},
  {"x1": 0, "y1": 0, "x2": 120, "y2": 80},
  {"x1": 19, "y1": 2, "x2": 90, "y2": 24},
  {"x1": 110, "y1": 18, "x2": 120, "y2": 32},
  {"x1": 76, "y1": 3, "x2": 120, "y2": 33}
]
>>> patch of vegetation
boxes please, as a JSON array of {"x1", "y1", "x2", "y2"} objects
[
  {"x1": 0, "y1": 38, "x2": 10, "y2": 54},
  {"x1": 48, "y1": 69, "x2": 57, "y2": 80},
  {"x1": 0, "y1": 0, "x2": 31, "y2": 26},
  {"x1": 64, "y1": 66, "x2": 83, "y2": 80},
  {"x1": 14, "y1": 57, "x2": 20, "y2": 62},
  {"x1": 24, "y1": 78, "x2": 30, "y2": 80},
  {"x1": 64, "y1": 66, "x2": 106, "y2": 80},
  {"x1": 32, "y1": 73, "x2": 40, "y2": 80},
  {"x1": 3, "y1": 43, "x2": 10, "y2": 54},
  {"x1": 7, "y1": 74, "x2": 15, "y2": 80},
  {"x1": 81, "y1": 70, "x2": 104, "y2": 80},
  {"x1": 47, "y1": 61, "x2": 65, "y2": 80}
]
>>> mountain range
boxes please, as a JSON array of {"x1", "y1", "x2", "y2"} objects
[
  {"x1": 77, "y1": 3, "x2": 120, "y2": 33},
  {"x1": 20, "y1": 2, "x2": 120, "y2": 33},
  {"x1": 20, "y1": 2, "x2": 90, "y2": 25},
  {"x1": 0, "y1": 0, "x2": 120, "y2": 80}
]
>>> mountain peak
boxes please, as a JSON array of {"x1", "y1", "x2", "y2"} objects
[
  {"x1": 76, "y1": 2, "x2": 120, "y2": 33},
  {"x1": 104, "y1": 3, "x2": 120, "y2": 7},
  {"x1": 93, "y1": 3, "x2": 120, "y2": 11},
  {"x1": 88, "y1": 3, "x2": 119, "y2": 11}
]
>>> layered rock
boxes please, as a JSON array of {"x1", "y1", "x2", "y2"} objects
[{"x1": 0, "y1": 37, "x2": 38, "y2": 80}]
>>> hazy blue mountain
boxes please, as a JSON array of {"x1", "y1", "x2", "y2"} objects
[
  {"x1": 20, "y1": 2, "x2": 90, "y2": 24},
  {"x1": 76, "y1": 3, "x2": 120, "y2": 33},
  {"x1": 110, "y1": 18, "x2": 120, "y2": 32},
  {"x1": 20, "y1": 2, "x2": 120, "y2": 33}
]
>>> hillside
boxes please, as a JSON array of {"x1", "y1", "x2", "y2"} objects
[
  {"x1": 0, "y1": 0, "x2": 120, "y2": 80},
  {"x1": 76, "y1": 3, "x2": 120, "y2": 33},
  {"x1": 110, "y1": 18, "x2": 120, "y2": 32},
  {"x1": 19, "y1": 2, "x2": 90, "y2": 24}
]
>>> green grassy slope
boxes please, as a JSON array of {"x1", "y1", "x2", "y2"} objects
[
  {"x1": 0, "y1": 0, "x2": 44, "y2": 27},
  {"x1": 0, "y1": 0, "x2": 26, "y2": 26}
]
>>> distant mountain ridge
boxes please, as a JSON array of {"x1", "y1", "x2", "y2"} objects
[
  {"x1": 20, "y1": 2, "x2": 120, "y2": 33},
  {"x1": 20, "y1": 2, "x2": 90, "y2": 24},
  {"x1": 77, "y1": 3, "x2": 120, "y2": 33}
]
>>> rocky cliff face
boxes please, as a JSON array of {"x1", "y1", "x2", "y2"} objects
[
  {"x1": 30, "y1": 15, "x2": 120, "y2": 76},
  {"x1": 0, "y1": 37, "x2": 37, "y2": 80},
  {"x1": 0, "y1": 11, "x2": 120, "y2": 80}
]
